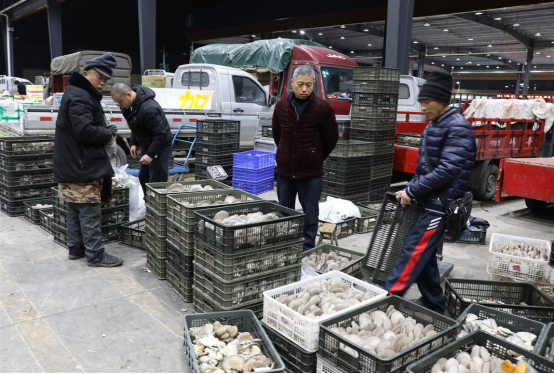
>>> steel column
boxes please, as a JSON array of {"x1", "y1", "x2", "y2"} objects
[
  {"x1": 138, "y1": 0, "x2": 156, "y2": 73},
  {"x1": 522, "y1": 49, "x2": 533, "y2": 96},
  {"x1": 47, "y1": 0, "x2": 62, "y2": 59},
  {"x1": 383, "y1": 0, "x2": 414, "y2": 75},
  {"x1": 417, "y1": 51, "x2": 425, "y2": 78},
  {"x1": 514, "y1": 67, "x2": 522, "y2": 95},
  {"x1": 0, "y1": 15, "x2": 14, "y2": 76}
]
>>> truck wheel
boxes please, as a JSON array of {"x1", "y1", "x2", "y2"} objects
[
  {"x1": 525, "y1": 198, "x2": 547, "y2": 211},
  {"x1": 110, "y1": 145, "x2": 127, "y2": 166},
  {"x1": 474, "y1": 165, "x2": 498, "y2": 201}
]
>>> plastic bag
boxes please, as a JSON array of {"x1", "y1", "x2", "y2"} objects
[
  {"x1": 318, "y1": 196, "x2": 361, "y2": 223},
  {"x1": 301, "y1": 263, "x2": 319, "y2": 281},
  {"x1": 113, "y1": 165, "x2": 145, "y2": 221}
]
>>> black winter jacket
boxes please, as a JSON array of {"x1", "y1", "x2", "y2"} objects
[
  {"x1": 272, "y1": 93, "x2": 339, "y2": 179},
  {"x1": 405, "y1": 108, "x2": 476, "y2": 203},
  {"x1": 54, "y1": 72, "x2": 114, "y2": 183},
  {"x1": 122, "y1": 85, "x2": 172, "y2": 158}
]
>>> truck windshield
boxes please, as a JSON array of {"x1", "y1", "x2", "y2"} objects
[{"x1": 321, "y1": 67, "x2": 353, "y2": 100}]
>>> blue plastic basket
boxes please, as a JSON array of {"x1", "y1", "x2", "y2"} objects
[
  {"x1": 232, "y1": 166, "x2": 275, "y2": 182},
  {"x1": 232, "y1": 178, "x2": 274, "y2": 195},
  {"x1": 233, "y1": 151, "x2": 275, "y2": 169}
]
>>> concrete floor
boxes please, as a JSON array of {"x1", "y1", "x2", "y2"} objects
[{"x1": 1, "y1": 189, "x2": 553, "y2": 372}]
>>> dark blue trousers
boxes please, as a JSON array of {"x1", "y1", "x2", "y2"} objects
[
  {"x1": 385, "y1": 203, "x2": 446, "y2": 314},
  {"x1": 276, "y1": 176, "x2": 321, "y2": 251},
  {"x1": 139, "y1": 141, "x2": 173, "y2": 197}
]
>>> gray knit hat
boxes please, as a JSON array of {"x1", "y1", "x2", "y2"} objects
[{"x1": 84, "y1": 52, "x2": 118, "y2": 79}]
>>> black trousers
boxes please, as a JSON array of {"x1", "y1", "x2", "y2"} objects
[
  {"x1": 66, "y1": 202, "x2": 104, "y2": 262},
  {"x1": 139, "y1": 141, "x2": 173, "y2": 196},
  {"x1": 276, "y1": 175, "x2": 321, "y2": 251}
]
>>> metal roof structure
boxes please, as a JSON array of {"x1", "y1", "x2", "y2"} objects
[{"x1": 197, "y1": 3, "x2": 554, "y2": 73}]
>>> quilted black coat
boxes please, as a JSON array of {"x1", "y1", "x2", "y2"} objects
[
  {"x1": 272, "y1": 93, "x2": 339, "y2": 179},
  {"x1": 405, "y1": 108, "x2": 477, "y2": 202}
]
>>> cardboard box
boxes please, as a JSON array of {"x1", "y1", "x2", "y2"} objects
[{"x1": 142, "y1": 75, "x2": 166, "y2": 88}]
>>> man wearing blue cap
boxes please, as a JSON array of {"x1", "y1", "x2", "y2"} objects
[
  {"x1": 54, "y1": 52, "x2": 123, "y2": 267},
  {"x1": 385, "y1": 71, "x2": 476, "y2": 313}
]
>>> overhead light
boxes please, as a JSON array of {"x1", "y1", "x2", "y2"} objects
[
  {"x1": 468, "y1": 37, "x2": 474, "y2": 41},
  {"x1": 477, "y1": 63, "x2": 481, "y2": 66},
  {"x1": 340, "y1": 36, "x2": 345, "y2": 40},
  {"x1": 536, "y1": 51, "x2": 540, "y2": 55},
  {"x1": 413, "y1": 40, "x2": 419, "y2": 44},
  {"x1": 363, "y1": 27, "x2": 369, "y2": 32},
  {"x1": 486, "y1": 53, "x2": 491, "y2": 57},
  {"x1": 498, "y1": 57, "x2": 502, "y2": 60},
  {"x1": 431, "y1": 62, "x2": 435, "y2": 64},
  {"x1": 508, "y1": 60, "x2": 511, "y2": 62},
  {"x1": 513, "y1": 22, "x2": 520, "y2": 27},
  {"x1": 517, "y1": 62, "x2": 520, "y2": 65},
  {"x1": 486, "y1": 65, "x2": 490, "y2": 68},
  {"x1": 299, "y1": 30, "x2": 305, "y2": 35},
  {"x1": 534, "y1": 66, "x2": 537, "y2": 68},
  {"x1": 456, "y1": 58, "x2": 460, "y2": 61},
  {"x1": 442, "y1": 55, "x2": 446, "y2": 58},
  {"x1": 494, "y1": 17, "x2": 502, "y2": 20},
  {"x1": 535, "y1": 25, "x2": 541, "y2": 37},
  {"x1": 487, "y1": 43, "x2": 493, "y2": 48},
  {"x1": 434, "y1": 47, "x2": 439, "y2": 50},
  {"x1": 367, "y1": 43, "x2": 372, "y2": 47},
  {"x1": 475, "y1": 12, "x2": 483, "y2": 15},
  {"x1": 468, "y1": 61, "x2": 472, "y2": 64},
  {"x1": 318, "y1": 32, "x2": 323, "y2": 36},
  {"x1": 460, "y1": 67, "x2": 464, "y2": 69},
  {"x1": 340, "y1": 25, "x2": 345, "y2": 29},
  {"x1": 547, "y1": 55, "x2": 552, "y2": 58},
  {"x1": 278, "y1": 36, "x2": 281, "y2": 39},
  {"x1": 441, "y1": 64, "x2": 445, "y2": 67},
  {"x1": 443, "y1": 28, "x2": 449, "y2": 32},
  {"x1": 292, "y1": 30, "x2": 297, "y2": 33},
  {"x1": 513, "y1": 13, "x2": 520, "y2": 27},
  {"x1": 505, "y1": 86, "x2": 509, "y2": 88},
  {"x1": 251, "y1": 34, "x2": 256, "y2": 38},
  {"x1": 535, "y1": 32, "x2": 541, "y2": 37},
  {"x1": 350, "y1": 51, "x2": 354, "y2": 54},
  {"x1": 496, "y1": 66, "x2": 499, "y2": 69},
  {"x1": 329, "y1": 46, "x2": 333, "y2": 49},
  {"x1": 424, "y1": 22, "x2": 430, "y2": 27}
]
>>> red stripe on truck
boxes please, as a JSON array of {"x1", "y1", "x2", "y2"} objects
[
  {"x1": 110, "y1": 118, "x2": 122, "y2": 122},
  {"x1": 39, "y1": 117, "x2": 53, "y2": 121}
]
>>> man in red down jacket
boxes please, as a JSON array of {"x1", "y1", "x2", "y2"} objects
[{"x1": 272, "y1": 65, "x2": 339, "y2": 251}]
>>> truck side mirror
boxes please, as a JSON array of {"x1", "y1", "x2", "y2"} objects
[{"x1": 269, "y1": 96, "x2": 277, "y2": 107}]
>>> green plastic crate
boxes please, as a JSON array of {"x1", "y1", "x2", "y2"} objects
[
  {"x1": 146, "y1": 250, "x2": 167, "y2": 280},
  {"x1": 406, "y1": 331, "x2": 554, "y2": 373},
  {"x1": 144, "y1": 232, "x2": 168, "y2": 259},
  {"x1": 165, "y1": 219, "x2": 195, "y2": 256},
  {"x1": 444, "y1": 278, "x2": 554, "y2": 323},
  {"x1": 535, "y1": 322, "x2": 554, "y2": 361},
  {"x1": 356, "y1": 206, "x2": 379, "y2": 233},
  {"x1": 195, "y1": 239, "x2": 302, "y2": 281},
  {"x1": 145, "y1": 208, "x2": 168, "y2": 237},
  {"x1": 119, "y1": 219, "x2": 146, "y2": 250},
  {"x1": 192, "y1": 290, "x2": 264, "y2": 319},
  {"x1": 145, "y1": 180, "x2": 231, "y2": 216},
  {"x1": 39, "y1": 208, "x2": 55, "y2": 234},
  {"x1": 302, "y1": 244, "x2": 364, "y2": 276},
  {"x1": 166, "y1": 263, "x2": 193, "y2": 303},
  {"x1": 23, "y1": 198, "x2": 53, "y2": 225},
  {"x1": 183, "y1": 309, "x2": 284, "y2": 373}
]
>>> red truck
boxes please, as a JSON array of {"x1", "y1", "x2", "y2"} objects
[{"x1": 393, "y1": 100, "x2": 546, "y2": 200}]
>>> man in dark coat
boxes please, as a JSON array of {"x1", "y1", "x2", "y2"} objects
[
  {"x1": 54, "y1": 52, "x2": 123, "y2": 267},
  {"x1": 111, "y1": 83, "x2": 173, "y2": 196},
  {"x1": 15, "y1": 80, "x2": 27, "y2": 95},
  {"x1": 385, "y1": 71, "x2": 476, "y2": 313},
  {"x1": 272, "y1": 65, "x2": 339, "y2": 251}
]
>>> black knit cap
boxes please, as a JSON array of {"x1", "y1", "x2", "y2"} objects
[
  {"x1": 418, "y1": 71, "x2": 453, "y2": 104},
  {"x1": 84, "y1": 52, "x2": 118, "y2": 79}
]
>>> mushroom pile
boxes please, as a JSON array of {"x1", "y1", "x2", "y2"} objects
[
  {"x1": 276, "y1": 279, "x2": 375, "y2": 320},
  {"x1": 302, "y1": 250, "x2": 357, "y2": 273},
  {"x1": 32, "y1": 203, "x2": 53, "y2": 209},
  {"x1": 212, "y1": 210, "x2": 279, "y2": 227},
  {"x1": 457, "y1": 314, "x2": 537, "y2": 351},
  {"x1": 190, "y1": 321, "x2": 275, "y2": 373},
  {"x1": 330, "y1": 304, "x2": 438, "y2": 359},
  {"x1": 460, "y1": 298, "x2": 528, "y2": 306},
  {"x1": 182, "y1": 195, "x2": 245, "y2": 209},
  {"x1": 158, "y1": 183, "x2": 215, "y2": 194},
  {"x1": 430, "y1": 345, "x2": 528, "y2": 373},
  {"x1": 491, "y1": 240, "x2": 549, "y2": 261}
]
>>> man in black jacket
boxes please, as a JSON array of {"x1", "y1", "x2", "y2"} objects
[
  {"x1": 111, "y1": 83, "x2": 173, "y2": 195},
  {"x1": 54, "y1": 52, "x2": 123, "y2": 267},
  {"x1": 15, "y1": 80, "x2": 27, "y2": 95}
]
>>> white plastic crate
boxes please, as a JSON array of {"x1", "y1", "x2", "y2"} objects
[
  {"x1": 316, "y1": 356, "x2": 340, "y2": 373},
  {"x1": 487, "y1": 233, "x2": 552, "y2": 283},
  {"x1": 262, "y1": 271, "x2": 388, "y2": 352}
]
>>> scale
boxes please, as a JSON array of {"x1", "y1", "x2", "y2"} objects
[{"x1": 206, "y1": 165, "x2": 229, "y2": 181}]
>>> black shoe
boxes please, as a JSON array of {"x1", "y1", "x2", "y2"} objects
[
  {"x1": 68, "y1": 247, "x2": 85, "y2": 260},
  {"x1": 87, "y1": 253, "x2": 123, "y2": 267}
]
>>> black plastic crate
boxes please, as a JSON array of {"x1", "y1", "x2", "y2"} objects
[
  {"x1": 320, "y1": 192, "x2": 369, "y2": 205},
  {"x1": 119, "y1": 219, "x2": 146, "y2": 249},
  {"x1": 262, "y1": 126, "x2": 273, "y2": 138},
  {"x1": 444, "y1": 278, "x2": 554, "y2": 323},
  {"x1": 318, "y1": 217, "x2": 356, "y2": 239},
  {"x1": 194, "y1": 143, "x2": 239, "y2": 156},
  {"x1": 350, "y1": 117, "x2": 397, "y2": 131},
  {"x1": 0, "y1": 182, "x2": 56, "y2": 202},
  {"x1": 352, "y1": 80, "x2": 399, "y2": 94},
  {"x1": 406, "y1": 331, "x2": 554, "y2": 374},
  {"x1": 349, "y1": 128, "x2": 396, "y2": 143},
  {"x1": 23, "y1": 198, "x2": 53, "y2": 225},
  {"x1": 195, "y1": 239, "x2": 302, "y2": 281},
  {"x1": 356, "y1": 206, "x2": 380, "y2": 233},
  {"x1": 302, "y1": 244, "x2": 364, "y2": 276},
  {"x1": 353, "y1": 67, "x2": 401, "y2": 82},
  {"x1": 194, "y1": 201, "x2": 305, "y2": 254},
  {"x1": 1, "y1": 196, "x2": 52, "y2": 217},
  {"x1": 0, "y1": 169, "x2": 54, "y2": 187},
  {"x1": 195, "y1": 153, "x2": 233, "y2": 166},
  {"x1": 146, "y1": 250, "x2": 167, "y2": 280},
  {"x1": 322, "y1": 170, "x2": 371, "y2": 184},
  {"x1": 166, "y1": 263, "x2": 193, "y2": 303},
  {"x1": 324, "y1": 154, "x2": 393, "y2": 171},
  {"x1": 321, "y1": 180, "x2": 370, "y2": 196},
  {"x1": 262, "y1": 321, "x2": 317, "y2": 373},
  {"x1": 192, "y1": 287, "x2": 264, "y2": 320},
  {"x1": 352, "y1": 92, "x2": 399, "y2": 106},
  {"x1": 0, "y1": 136, "x2": 55, "y2": 157},
  {"x1": 166, "y1": 242, "x2": 194, "y2": 278},
  {"x1": 195, "y1": 132, "x2": 240, "y2": 146},
  {"x1": 445, "y1": 230, "x2": 486, "y2": 244},
  {"x1": 0, "y1": 154, "x2": 54, "y2": 172},
  {"x1": 195, "y1": 119, "x2": 240, "y2": 134},
  {"x1": 54, "y1": 204, "x2": 129, "y2": 227},
  {"x1": 194, "y1": 164, "x2": 233, "y2": 181},
  {"x1": 351, "y1": 104, "x2": 397, "y2": 119},
  {"x1": 361, "y1": 192, "x2": 424, "y2": 285},
  {"x1": 39, "y1": 208, "x2": 55, "y2": 234},
  {"x1": 330, "y1": 140, "x2": 394, "y2": 158},
  {"x1": 319, "y1": 296, "x2": 458, "y2": 373}
]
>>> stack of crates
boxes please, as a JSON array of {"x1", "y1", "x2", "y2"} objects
[
  {"x1": 232, "y1": 151, "x2": 276, "y2": 195},
  {"x1": 193, "y1": 201, "x2": 305, "y2": 318},
  {"x1": 322, "y1": 68, "x2": 400, "y2": 203},
  {"x1": 0, "y1": 137, "x2": 56, "y2": 217},
  {"x1": 165, "y1": 188, "x2": 260, "y2": 303},
  {"x1": 194, "y1": 120, "x2": 240, "y2": 185},
  {"x1": 145, "y1": 180, "x2": 231, "y2": 281},
  {"x1": 51, "y1": 186, "x2": 130, "y2": 249}
]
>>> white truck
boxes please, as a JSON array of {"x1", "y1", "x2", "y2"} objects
[{"x1": 0, "y1": 76, "x2": 33, "y2": 95}]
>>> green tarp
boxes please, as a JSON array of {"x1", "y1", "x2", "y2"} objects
[{"x1": 190, "y1": 39, "x2": 325, "y2": 73}]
